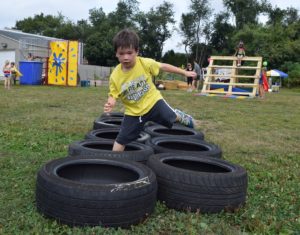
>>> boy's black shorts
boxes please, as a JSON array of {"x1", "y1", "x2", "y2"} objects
[{"x1": 116, "y1": 99, "x2": 177, "y2": 145}]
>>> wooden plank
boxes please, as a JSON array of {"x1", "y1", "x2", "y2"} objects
[
  {"x1": 202, "y1": 90, "x2": 253, "y2": 96},
  {"x1": 207, "y1": 74, "x2": 257, "y2": 78},
  {"x1": 228, "y1": 59, "x2": 236, "y2": 93},
  {"x1": 201, "y1": 57, "x2": 214, "y2": 93},
  {"x1": 252, "y1": 60, "x2": 262, "y2": 96},
  {"x1": 210, "y1": 56, "x2": 263, "y2": 61},
  {"x1": 233, "y1": 75, "x2": 258, "y2": 78},
  {"x1": 210, "y1": 65, "x2": 260, "y2": 69},
  {"x1": 205, "y1": 82, "x2": 259, "y2": 87}
]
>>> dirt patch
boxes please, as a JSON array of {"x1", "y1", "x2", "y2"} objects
[
  {"x1": 0, "y1": 152, "x2": 12, "y2": 158},
  {"x1": 194, "y1": 119, "x2": 220, "y2": 132},
  {"x1": 194, "y1": 119, "x2": 202, "y2": 128}
]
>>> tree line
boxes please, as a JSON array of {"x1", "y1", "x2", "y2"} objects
[{"x1": 14, "y1": 0, "x2": 300, "y2": 86}]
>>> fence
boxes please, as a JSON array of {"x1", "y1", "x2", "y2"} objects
[{"x1": 78, "y1": 64, "x2": 111, "y2": 82}]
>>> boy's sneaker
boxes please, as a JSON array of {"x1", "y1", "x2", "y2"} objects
[{"x1": 174, "y1": 109, "x2": 195, "y2": 128}]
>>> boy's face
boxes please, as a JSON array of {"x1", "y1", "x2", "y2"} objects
[{"x1": 116, "y1": 46, "x2": 138, "y2": 70}]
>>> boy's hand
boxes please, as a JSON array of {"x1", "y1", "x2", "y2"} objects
[
  {"x1": 104, "y1": 97, "x2": 116, "y2": 113},
  {"x1": 104, "y1": 102, "x2": 114, "y2": 113},
  {"x1": 185, "y1": 71, "x2": 197, "y2": 78}
]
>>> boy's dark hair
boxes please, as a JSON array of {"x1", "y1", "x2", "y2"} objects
[{"x1": 113, "y1": 28, "x2": 139, "y2": 52}]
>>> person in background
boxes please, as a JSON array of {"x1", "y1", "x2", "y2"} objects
[
  {"x1": 10, "y1": 62, "x2": 17, "y2": 85},
  {"x1": 193, "y1": 59, "x2": 201, "y2": 90},
  {"x1": 259, "y1": 68, "x2": 266, "y2": 98},
  {"x1": 234, "y1": 41, "x2": 246, "y2": 67},
  {"x1": 104, "y1": 28, "x2": 197, "y2": 152},
  {"x1": 10, "y1": 62, "x2": 22, "y2": 85},
  {"x1": 186, "y1": 62, "x2": 194, "y2": 92},
  {"x1": 2, "y1": 60, "x2": 11, "y2": 89},
  {"x1": 27, "y1": 53, "x2": 41, "y2": 61},
  {"x1": 27, "y1": 53, "x2": 34, "y2": 61}
]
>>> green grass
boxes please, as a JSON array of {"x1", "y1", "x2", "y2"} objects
[{"x1": 0, "y1": 84, "x2": 299, "y2": 235}]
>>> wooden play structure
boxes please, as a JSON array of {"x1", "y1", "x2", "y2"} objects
[{"x1": 201, "y1": 56, "x2": 262, "y2": 97}]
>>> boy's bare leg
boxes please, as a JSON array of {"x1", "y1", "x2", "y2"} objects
[{"x1": 112, "y1": 141, "x2": 126, "y2": 151}]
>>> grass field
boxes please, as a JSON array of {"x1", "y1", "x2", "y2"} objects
[{"x1": 0, "y1": 84, "x2": 299, "y2": 235}]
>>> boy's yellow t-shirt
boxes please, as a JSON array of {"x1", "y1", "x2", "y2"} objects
[{"x1": 109, "y1": 57, "x2": 163, "y2": 116}]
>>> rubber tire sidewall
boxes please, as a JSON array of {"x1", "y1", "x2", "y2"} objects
[
  {"x1": 146, "y1": 136, "x2": 222, "y2": 158},
  {"x1": 144, "y1": 124, "x2": 204, "y2": 140},
  {"x1": 69, "y1": 139, "x2": 154, "y2": 163},
  {"x1": 147, "y1": 153, "x2": 247, "y2": 213},
  {"x1": 36, "y1": 156, "x2": 157, "y2": 227}
]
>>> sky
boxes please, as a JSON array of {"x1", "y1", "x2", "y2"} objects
[{"x1": 1, "y1": 0, "x2": 299, "y2": 53}]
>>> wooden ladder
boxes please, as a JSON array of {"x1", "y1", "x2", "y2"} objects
[{"x1": 201, "y1": 56, "x2": 262, "y2": 97}]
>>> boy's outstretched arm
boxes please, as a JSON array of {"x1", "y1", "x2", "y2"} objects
[
  {"x1": 104, "y1": 96, "x2": 116, "y2": 113},
  {"x1": 160, "y1": 63, "x2": 197, "y2": 78}
]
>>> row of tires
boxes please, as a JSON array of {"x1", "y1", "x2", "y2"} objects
[
  {"x1": 36, "y1": 113, "x2": 248, "y2": 228},
  {"x1": 75, "y1": 114, "x2": 221, "y2": 162},
  {"x1": 68, "y1": 136, "x2": 222, "y2": 163}
]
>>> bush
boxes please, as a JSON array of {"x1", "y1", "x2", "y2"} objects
[
  {"x1": 281, "y1": 62, "x2": 300, "y2": 87},
  {"x1": 156, "y1": 71, "x2": 185, "y2": 81}
]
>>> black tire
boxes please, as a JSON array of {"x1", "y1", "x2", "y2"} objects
[
  {"x1": 100, "y1": 112, "x2": 124, "y2": 119},
  {"x1": 85, "y1": 128, "x2": 151, "y2": 144},
  {"x1": 143, "y1": 121, "x2": 157, "y2": 129},
  {"x1": 69, "y1": 139, "x2": 154, "y2": 164},
  {"x1": 147, "y1": 153, "x2": 247, "y2": 213},
  {"x1": 144, "y1": 124, "x2": 204, "y2": 140},
  {"x1": 36, "y1": 156, "x2": 157, "y2": 227},
  {"x1": 146, "y1": 136, "x2": 222, "y2": 158},
  {"x1": 93, "y1": 117, "x2": 123, "y2": 130}
]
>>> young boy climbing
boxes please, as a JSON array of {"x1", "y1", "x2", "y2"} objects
[{"x1": 104, "y1": 28, "x2": 197, "y2": 152}]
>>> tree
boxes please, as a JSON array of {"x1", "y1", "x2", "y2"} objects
[
  {"x1": 223, "y1": 0, "x2": 268, "y2": 30},
  {"x1": 74, "y1": 20, "x2": 93, "y2": 42},
  {"x1": 179, "y1": 13, "x2": 195, "y2": 60},
  {"x1": 85, "y1": 1, "x2": 140, "y2": 65},
  {"x1": 283, "y1": 7, "x2": 299, "y2": 26},
  {"x1": 84, "y1": 32, "x2": 116, "y2": 65},
  {"x1": 162, "y1": 50, "x2": 186, "y2": 67},
  {"x1": 15, "y1": 13, "x2": 65, "y2": 37},
  {"x1": 210, "y1": 12, "x2": 235, "y2": 55},
  {"x1": 15, "y1": 13, "x2": 91, "y2": 41},
  {"x1": 266, "y1": 6, "x2": 299, "y2": 27},
  {"x1": 190, "y1": 0, "x2": 212, "y2": 63},
  {"x1": 107, "y1": 0, "x2": 139, "y2": 29},
  {"x1": 135, "y1": 1, "x2": 175, "y2": 60},
  {"x1": 179, "y1": 0, "x2": 212, "y2": 65},
  {"x1": 89, "y1": 7, "x2": 107, "y2": 28},
  {"x1": 266, "y1": 7, "x2": 286, "y2": 26}
]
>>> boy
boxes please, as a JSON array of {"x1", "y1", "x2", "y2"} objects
[{"x1": 104, "y1": 29, "x2": 197, "y2": 151}]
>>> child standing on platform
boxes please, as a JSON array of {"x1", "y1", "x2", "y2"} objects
[{"x1": 235, "y1": 41, "x2": 246, "y2": 67}]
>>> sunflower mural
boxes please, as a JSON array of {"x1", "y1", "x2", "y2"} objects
[{"x1": 48, "y1": 40, "x2": 79, "y2": 86}]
